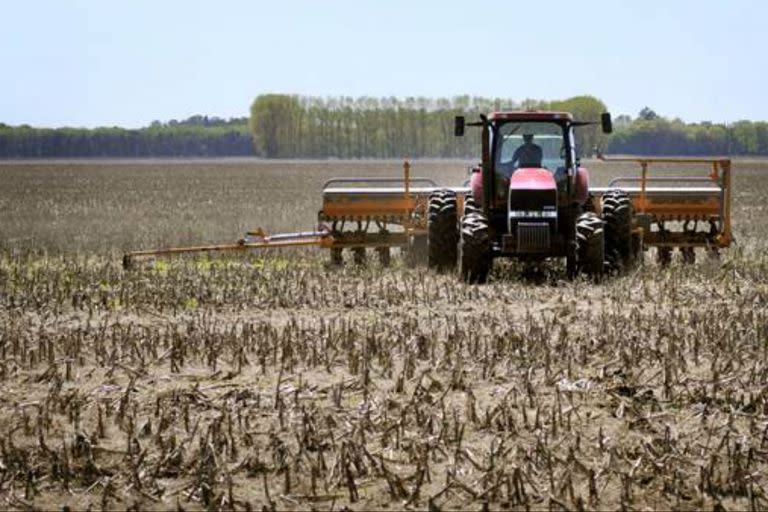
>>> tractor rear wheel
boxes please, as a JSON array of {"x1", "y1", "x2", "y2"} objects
[
  {"x1": 428, "y1": 189, "x2": 459, "y2": 270},
  {"x1": 601, "y1": 190, "x2": 635, "y2": 270},
  {"x1": 575, "y1": 212, "x2": 605, "y2": 276},
  {"x1": 459, "y1": 212, "x2": 493, "y2": 284}
]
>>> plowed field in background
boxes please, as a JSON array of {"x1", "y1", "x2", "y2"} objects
[{"x1": 0, "y1": 159, "x2": 767, "y2": 511}]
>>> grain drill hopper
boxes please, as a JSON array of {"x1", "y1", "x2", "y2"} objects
[{"x1": 123, "y1": 112, "x2": 733, "y2": 280}]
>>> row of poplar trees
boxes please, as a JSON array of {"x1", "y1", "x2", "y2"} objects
[{"x1": 249, "y1": 94, "x2": 609, "y2": 159}]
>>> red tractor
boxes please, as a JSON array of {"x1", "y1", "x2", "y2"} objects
[{"x1": 427, "y1": 110, "x2": 625, "y2": 282}]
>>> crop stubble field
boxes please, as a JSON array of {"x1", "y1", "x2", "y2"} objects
[{"x1": 0, "y1": 159, "x2": 767, "y2": 510}]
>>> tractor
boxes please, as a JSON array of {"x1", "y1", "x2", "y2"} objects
[{"x1": 426, "y1": 111, "x2": 622, "y2": 282}]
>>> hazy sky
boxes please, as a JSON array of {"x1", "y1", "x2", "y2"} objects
[{"x1": 1, "y1": 0, "x2": 765, "y2": 128}]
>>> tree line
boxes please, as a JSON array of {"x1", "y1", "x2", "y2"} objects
[
  {"x1": 248, "y1": 94, "x2": 609, "y2": 159},
  {"x1": 608, "y1": 108, "x2": 768, "y2": 156},
  {"x1": 1, "y1": 97, "x2": 767, "y2": 158},
  {"x1": 0, "y1": 116, "x2": 252, "y2": 158}
]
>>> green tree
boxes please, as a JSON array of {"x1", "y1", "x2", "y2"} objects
[
  {"x1": 638, "y1": 107, "x2": 659, "y2": 121},
  {"x1": 551, "y1": 95, "x2": 609, "y2": 157},
  {"x1": 249, "y1": 94, "x2": 302, "y2": 157}
]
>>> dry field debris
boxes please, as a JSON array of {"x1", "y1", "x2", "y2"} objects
[{"x1": 0, "y1": 159, "x2": 767, "y2": 510}]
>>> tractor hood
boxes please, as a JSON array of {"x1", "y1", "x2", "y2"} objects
[
  {"x1": 509, "y1": 168, "x2": 556, "y2": 191},
  {"x1": 507, "y1": 168, "x2": 558, "y2": 235}
]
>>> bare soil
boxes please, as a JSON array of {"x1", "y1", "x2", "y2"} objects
[{"x1": 0, "y1": 159, "x2": 767, "y2": 510}]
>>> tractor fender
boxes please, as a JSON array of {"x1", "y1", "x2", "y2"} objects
[{"x1": 574, "y1": 167, "x2": 590, "y2": 204}]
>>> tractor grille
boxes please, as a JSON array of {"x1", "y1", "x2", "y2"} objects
[{"x1": 516, "y1": 222, "x2": 550, "y2": 252}]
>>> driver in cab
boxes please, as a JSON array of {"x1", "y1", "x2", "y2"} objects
[
  {"x1": 511, "y1": 133, "x2": 543, "y2": 169},
  {"x1": 496, "y1": 133, "x2": 544, "y2": 200}
]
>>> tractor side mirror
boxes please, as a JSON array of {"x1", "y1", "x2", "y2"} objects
[
  {"x1": 454, "y1": 116, "x2": 465, "y2": 137},
  {"x1": 601, "y1": 112, "x2": 613, "y2": 134}
]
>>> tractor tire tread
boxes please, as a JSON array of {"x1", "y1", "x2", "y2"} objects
[
  {"x1": 428, "y1": 189, "x2": 459, "y2": 270},
  {"x1": 601, "y1": 190, "x2": 635, "y2": 270},
  {"x1": 575, "y1": 212, "x2": 605, "y2": 276},
  {"x1": 459, "y1": 212, "x2": 492, "y2": 284}
]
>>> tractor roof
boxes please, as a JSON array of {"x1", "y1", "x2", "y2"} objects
[{"x1": 488, "y1": 111, "x2": 574, "y2": 122}]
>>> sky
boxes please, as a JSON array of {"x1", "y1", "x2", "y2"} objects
[{"x1": 0, "y1": 0, "x2": 765, "y2": 128}]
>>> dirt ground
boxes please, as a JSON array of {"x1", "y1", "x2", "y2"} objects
[{"x1": 0, "y1": 159, "x2": 767, "y2": 510}]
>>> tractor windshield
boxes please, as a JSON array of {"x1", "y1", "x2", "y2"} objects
[{"x1": 495, "y1": 121, "x2": 567, "y2": 179}]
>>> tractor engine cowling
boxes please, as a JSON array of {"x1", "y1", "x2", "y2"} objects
[{"x1": 505, "y1": 168, "x2": 557, "y2": 253}]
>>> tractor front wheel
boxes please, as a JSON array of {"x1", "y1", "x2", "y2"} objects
[
  {"x1": 458, "y1": 212, "x2": 493, "y2": 284},
  {"x1": 575, "y1": 212, "x2": 605, "y2": 276}
]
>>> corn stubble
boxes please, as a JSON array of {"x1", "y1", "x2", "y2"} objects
[{"x1": 0, "y1": 160, "x2": 767, "y2": 510}]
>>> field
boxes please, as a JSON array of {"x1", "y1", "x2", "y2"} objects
[{"x1": 1, "y1": 158, "x2": 767, "y2": 511}]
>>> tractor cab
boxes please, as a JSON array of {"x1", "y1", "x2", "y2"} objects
[
  {"x1": 490, "y1": 114, "x2": 576, "y2": 207},
  {"x1": 460, "y1": 112, "x2": 595, "y2": 251}
]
